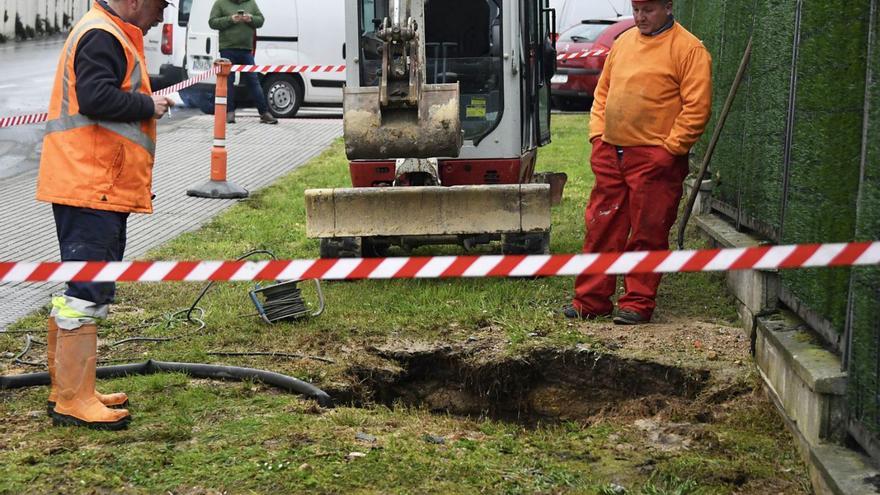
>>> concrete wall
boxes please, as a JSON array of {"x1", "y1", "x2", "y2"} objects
[{"x1": 0, "y1": 0, "x2": 90, "y2": 41}]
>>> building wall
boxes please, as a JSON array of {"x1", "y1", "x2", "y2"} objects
[{"x1": 0, "y1": 0, "x2": 90, "y2": 41}]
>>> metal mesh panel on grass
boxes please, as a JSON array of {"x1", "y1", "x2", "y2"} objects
[{"x1": 781, "y1": 0, "x2": 870, "y2": 340}]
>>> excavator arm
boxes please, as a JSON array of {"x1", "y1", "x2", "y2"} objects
[{"x1": 343, "y1": 0, "x2": 462, "y2": 160}]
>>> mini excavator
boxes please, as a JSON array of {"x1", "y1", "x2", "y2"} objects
[{"x1": 306, "y1": 0, "x2": 564, "y2": 257}]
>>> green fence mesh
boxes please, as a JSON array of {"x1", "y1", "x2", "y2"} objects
[
  {"x1": 675, "y1": 0, "x2": 880, "y2": 443},
  {"x1": 781, "y1": 0, "x2": 868, "y2": 338},
  {"x1": 847, "y1": 1, "x2": 880, "y2": 441},
  {"x1": 737, "y1": 0, "x2": 794, "y2": 239}
]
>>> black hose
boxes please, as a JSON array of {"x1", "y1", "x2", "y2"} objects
[{"x1": 0, "y1": 360, "x2": 334, "y2": 408}]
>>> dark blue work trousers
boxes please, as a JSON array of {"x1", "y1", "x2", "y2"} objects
[
  {"x1": 220, "y1": 49, "x2": 269, "y2": 114},
  {"x1": 52, "y1": 204, "x2": 128, "y2": 306}
]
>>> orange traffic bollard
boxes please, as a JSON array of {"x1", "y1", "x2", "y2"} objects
[{"x1": 186, "y1": 59, "x2": 249, "y2": 199}]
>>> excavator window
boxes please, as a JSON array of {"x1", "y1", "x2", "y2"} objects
[{"x1": 357, "y1": 0, "x2": 504, "y2": 144}]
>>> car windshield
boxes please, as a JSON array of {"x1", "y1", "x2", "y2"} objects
[{"x1": 558, "y1": 22, "x2": 612, "y2": 43}]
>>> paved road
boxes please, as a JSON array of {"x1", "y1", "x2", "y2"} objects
[
  {"x1": 0, "y1": 37, "x2": 65, "y2": 179},
  {"x1": 0, "y1": 37, "x2": 342, "y2": 179},
  {"x1": 0, "y1": 113, "x2": 343, "y2": 331}
]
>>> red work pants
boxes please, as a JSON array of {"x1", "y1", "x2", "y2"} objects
[{"x1": 572, "y1": 139, "x2": 689, "y2": 318}]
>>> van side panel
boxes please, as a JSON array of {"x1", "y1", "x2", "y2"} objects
[{"x1": 294, "y1": 0, "x2": 345, "y2": 103}]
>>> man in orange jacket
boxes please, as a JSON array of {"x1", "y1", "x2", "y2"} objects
[
  {"x1": 564, "y1": 0, "x2": 712, "y2": 325},
  {"x1": 35, "y1": 0, "x2": 175, "y2": 430}
]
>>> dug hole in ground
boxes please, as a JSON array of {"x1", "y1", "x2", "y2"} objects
[{"x1": 0, "y1": 114, "x2": 811, "y2": 494}]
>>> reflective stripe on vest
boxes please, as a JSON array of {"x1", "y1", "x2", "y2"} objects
[{"x1": 51, "y1": 16, "x2": 154, "y2": 156}]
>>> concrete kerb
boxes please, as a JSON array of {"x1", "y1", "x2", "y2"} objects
[{"x1": 694, "y1": 205, "x2": 878, "y2": 495}]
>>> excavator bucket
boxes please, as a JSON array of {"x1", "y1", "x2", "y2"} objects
[
  {"x1": 342, "y1": 0, "x2": 462, "y2": 160},
  {"x1": 344, "y1": 84, "x2": 462, "y2": 160}
]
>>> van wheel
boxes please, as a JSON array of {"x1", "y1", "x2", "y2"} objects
[{"x1": 263, "y1": 75, "x2": 303, "y2": 118}]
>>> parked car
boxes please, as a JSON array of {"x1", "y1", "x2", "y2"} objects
[
  {"x1": 185, "y1": 0, "x2": 345, "y2": 118},
  {"x1": 144, "y1": 0, "x2": 194, "y2": 90},
  {"x1": 551, "y1": 17, "x2": 635, "y2": 111}
]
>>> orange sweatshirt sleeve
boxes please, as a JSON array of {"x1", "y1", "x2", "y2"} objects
[
  {"x1": 588, "y1": 48, "x2": 615, "y2": 143},
  {"x1": 663, "y1": 45, "x2": 713, "y2": 156}
]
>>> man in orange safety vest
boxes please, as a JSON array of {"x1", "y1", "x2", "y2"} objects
[{"x1": 35, "y1": 0, "x2": 175, "y2": 430}]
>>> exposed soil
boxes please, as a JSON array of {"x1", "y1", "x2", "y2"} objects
[{"x1": 325, "y1": 317, "x2": 753, "y2": 427}]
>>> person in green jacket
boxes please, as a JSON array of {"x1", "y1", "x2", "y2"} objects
[{"x1": 209, "y1": 0, "x2": 277, "y2": 124}]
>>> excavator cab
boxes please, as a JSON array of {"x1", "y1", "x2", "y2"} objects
[{"x1": 306, "y1": 0, "x2": 561, "y2": 257}]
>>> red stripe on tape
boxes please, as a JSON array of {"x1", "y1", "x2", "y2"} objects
[
  {"x1": 27, "y1": 263, "x2": 61, "y2": 282},
  {"x1": 393, "y1": 257, "x2": 432, "y2": 278},
  {"x1": 255, "y1": 260, "x2": 290, "y2": 281},
  {"x1": 118, "y1": 262, "x2": 152, "y2": 282},
  {"x1": 163, "y1": 261, "x2": 199, "y2": 281},
  {"x1": 632, "y1": 251, "x2": 670, "y2": 275},
  {"x1": 680, "y1": 249, "x2": 720, "y2": 272},
  {"x1": 535, "y1": 254, "x2": 574, "y2": 277},
  {"x1": 729, "y1": 246, "x2": 770, "y2": 270},
  {"x1": 210, "y1": 261, "x2": 246, "y2": 280},
  {"x1": 583, "y1": 252, "x2": 620, "y2": 275},
  {"x1": 0, "y1": 262, "x2": 14, "y2": 280},
  {"x1": 488, "y1": 255, "x2": 526, "y2": 277},
  {"x1": 779, "y1": 244, "x2": 821, "y2": 269},
  {"x1": 347, "y1": 258, "x2": 384, "y2": 279},
  {"x1": 71, "y1": 261, "x2": 108, "y2": 282},
  {"x1": 441, "y1": 256, "x2": 478, "y2": 278},
  {"x1": 301, "y1": 259, "x2": 336, "y2": 280},
  {"x1": 831, "y1": 242, "x2": 871, "y2": 266}
]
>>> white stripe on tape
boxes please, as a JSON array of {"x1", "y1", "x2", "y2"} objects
[
  {"x1": 463, "y1": 255, "x2": 504, "y2": 277},
  {"x1": 414, "y1": 257, "x2": 457, "y2": 278},
  {"x1": 803, "y1": 243, "x2": 846, "y2": 267},
  {"x1": 48, "y1": 261, "x2": 86, "y2": 282},
  {"x1": 510, "y1": 255, "x2": 552, "y2": 277},
  {"x1": 322, "y1": 258, "x2": 362, "y2": 280},
  {"x1": 370, "y1": 258, "x2": 410, "y2": 279},
  {"x1": 276, "y1": 260, "x2": 315, "y2": 281},
  {"x1": 754, "y1": 245, "x2": 797, "y2": 269},
  {"x1": 186, "y1": 261, "x2": 225, "y2": 282},
  {"x1": 857, "y1": 242, "x2": 880, "y2": 265},
  {"x1": 94, "y1": 262, "x2": 132, "y2": 282},
  {"x1": 4, "y1": 263, "x2": 38, "y2": 282}
]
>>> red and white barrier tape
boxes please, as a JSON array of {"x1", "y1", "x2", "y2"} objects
[
  {"x1": 0, "y1": 112, "x2": 49, "y2": 128},
  {"x1": 0, "y1": 67, "x2": 222, "y2": 130},
  {"x1": 557, "y1": 48, "x2": 609, "y2": 61},
  {"x1": 152, "y1": 66, "x2": 221, "y2": 96},
  {"x1": 1, "y1": 242, "x2": 877, "y2": 284},
  {"x1": 0, "y1": 63, "x2": 345, "y2": 129},
  {"x1": 231, "y1": 64, "x2": 346, "y2": 73}
]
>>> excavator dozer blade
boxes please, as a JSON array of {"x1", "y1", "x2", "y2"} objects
[
  {"x1": 305, "y1": 184, "x2": 551, "y2": 238},
  {"x1": 343, "y1": 83, "x2": 462, "y2": 160}
]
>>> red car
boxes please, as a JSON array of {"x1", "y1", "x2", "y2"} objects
[{"x1": 551, "y1": 17, "x2": 635, "y2": 111}]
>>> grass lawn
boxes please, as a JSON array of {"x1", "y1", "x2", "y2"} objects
[{"x1": 0, "y1": 114, "x2": 809, "y2": 494}]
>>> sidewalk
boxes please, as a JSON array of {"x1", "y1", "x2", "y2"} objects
[{"x1": 0, "y1": 111, "x2": 342, "y2": 329}]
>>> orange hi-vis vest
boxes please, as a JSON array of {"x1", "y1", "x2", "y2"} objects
[{"x1": 36, "y1": 1, "x2": 157, "y2": 214}]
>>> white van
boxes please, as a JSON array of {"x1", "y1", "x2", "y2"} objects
[
  {"x1": 549, "y1": 0, "x2": 632, "y2": 32},
  {"x1": 185, "y1": 0, "x2": 345, "y2": 117},
  {"x1": 144, "y1": 0, "x2": 194, "y2": 90}
]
